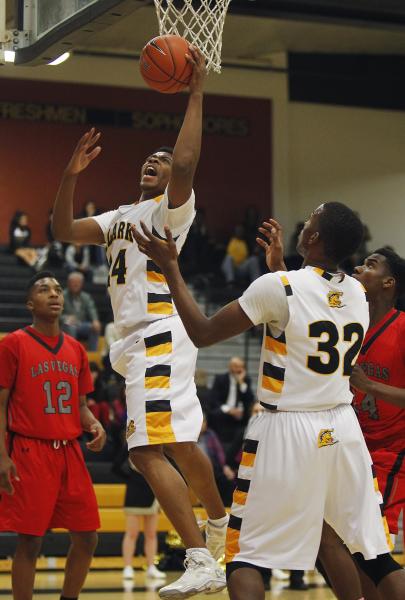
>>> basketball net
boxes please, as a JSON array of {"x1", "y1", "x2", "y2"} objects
[{"x1": 153, "y1": 0, "x2": 232, "y2": 73}]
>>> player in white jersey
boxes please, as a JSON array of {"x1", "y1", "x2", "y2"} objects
[
  {"x1": 131, "y1": 201, "x2": 399, "y2": 600},
  {"x1": 52, "y1": 46, "x2": 227, "y2": 599}
]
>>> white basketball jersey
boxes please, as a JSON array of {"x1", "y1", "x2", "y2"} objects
[
  {"x1": 258, "y1": 267, "x2": 369, "y2": 411},
  {"x1": 93, "y1": 190, "x2": 195, "y2": 335}
]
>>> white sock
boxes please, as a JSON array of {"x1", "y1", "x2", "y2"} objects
[
  {"x1": 208, "y1": 515, "x2": 229, "y2": 527},
  {"x1": 186, "y1": 547, "x2": 211, "y2": 557}
]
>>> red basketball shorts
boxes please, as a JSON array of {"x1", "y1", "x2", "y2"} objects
[
  {"x1": 372, "y1": 448, "x2": 405, "y2": 535},
  {"x1": 0, "y1": 435, "x2": 100, "y2": 536}
]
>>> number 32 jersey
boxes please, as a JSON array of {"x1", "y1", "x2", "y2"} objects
[
  {"x1": 239, "y1": 266, "x2": 369, "y2": 411},
  {"x1": 0, "y1": 327, "x2": 93, "y2": 439},
  {"x1": 353, "y1": 309, "x2": 405, "y2": 453}
]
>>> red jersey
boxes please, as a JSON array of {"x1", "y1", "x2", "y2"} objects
[
  {"x1": 353, "y1": 308, "x2": 405, "y2": 453},
  {"x1": 0, "y1": 327, "x2": 93, "y2": 440}
]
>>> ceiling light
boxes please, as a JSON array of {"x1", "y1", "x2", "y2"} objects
[{"x1": 48, "y1": 52, "x2": 70, "y2": 65}]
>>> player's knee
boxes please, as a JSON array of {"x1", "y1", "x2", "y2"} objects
[
  {"x1": 16, "y1": 534, "x2": 42, "y2": 561},
  {"x1": 71, "y1": 531, "x2": 98, "y2": 556},
  {"x1": 353, "y1": 552, "x2": 402, "y2": 586},
  {"x1": 129, "y1": 446, "x2": 164, "y2": 475},
  {"x1": 318, "y1": 522, "x2": 341, "y2": 557}
]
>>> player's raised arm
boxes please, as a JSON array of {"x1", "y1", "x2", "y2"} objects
[
  {"x1": 0, "y1": 388, "x2": 19, "y2": 495},
  {"x1": 167, "y1": 46, "x2": 206, "y2": 208},
  {"x1": 132, "y1": 222, "x2": 253, "y2": 346},
  {"x1": 52, "y1": 128, "x2": 104, "y2": 244}
]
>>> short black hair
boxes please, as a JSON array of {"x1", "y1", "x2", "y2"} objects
[
  {"x1": 373, "y1": 247, "x2": 405, "y2": 297},
  {"x1": 26, "y1": 270, "x2": 57, "y2": 297},
  {"x1": 153, "y1": 146, "x2": 173, "y2": 155},
  {"x1": 317, "y1": 202, "x2": 364, "y2": 263}
]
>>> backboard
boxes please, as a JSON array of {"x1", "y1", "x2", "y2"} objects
[{"x1": 2, "y1": 0, "x2": 151, "y2": 65}]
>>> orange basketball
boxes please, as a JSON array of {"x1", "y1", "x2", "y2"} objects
[{"x1": 140, "y1": 35, "x2": 193, "y2": 94}]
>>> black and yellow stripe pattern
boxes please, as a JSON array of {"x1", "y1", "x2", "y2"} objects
[
  {"x1": 313, "y1": 267, "x2": 334, "y2": 281},
  {"x1": 226, "y1": 439, "x2": 259, "y2": 563},
  {"x1": 145, "y1": 364, "x2": 171, "y2": 389},
  {"x1": 372, "y1": 465, "x2": 394, "y2": 551},
  {"x1": 280, "y1": 274, "x2": 293, "y2": 296},
  {"x1": 145, "y1": 331, "x2": 173, "y2": 357},
  {"x1": 265, "y1": 325, "x2": 286, "y2": 355},
  {"x1": 144, "y1": 328, "x2": 175, "y2": 445},
  {"x1": 262, "y1": 362, "x2": 285, "y2": 394},
  {"x1": 147, "y1": 292, "x2": 173, "y2": 315},
  {"x1": 147, "y1": 260, "x2": 167, "y2": 284}
]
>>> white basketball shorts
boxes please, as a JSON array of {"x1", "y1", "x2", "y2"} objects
[
  {"x1": 226, "y1": 404, "x2": 391, "y2": 570},
  {"x1": 109, "y1": 315, "x2": 202, "y2": 449}
]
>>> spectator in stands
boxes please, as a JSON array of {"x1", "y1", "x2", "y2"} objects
[
  {"x1": 198, "y1": 413, "x2": 235, "y2": 506},
  {"x1": 8, "y1": 211, "x2": 39, "y2": 268},
  {"x1": 207, "y1": 356, "x2": 254, "y2": 448},
  {"x1": 243, "y1": 205, "x2": 261, "y2": 253},
  {"x1": 79, "y1": 201, "x2": 106, "y2": 269},
  {"x1": 65, "y1": 242, "x2": 92, "y2": 280},
  {"x1": 180, "y1": 207, "x2": 223, "y2": 279},
  {"x1": 62, "y1": 271, "x2": 101, "y2": 351},
  {"x1": 221, "y1": 225, "x2": 261, "y2": 286},
  {"x1": 86, "y1": 362, "x2": 111, "y2": 430},
  {"x1": 122, "y1": 467, "x2": 167, "y2": 582},
  {"x1": 39, "y1": 209, "x2": 66, "y2": 270}
]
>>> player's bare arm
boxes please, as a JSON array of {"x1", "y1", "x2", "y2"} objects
[
  {"x1": 167, "y1": 46, "x2": 206, "y2": 208},
  {"x1": 351, "y1": 364, "x2": 405, "y2": 409},
  {"x1": 79, "y1": 395, "x2": 107, "y2": 452},
  {"x1": 0, "y1": 388, "x2": 19, "y2": 495},
  {"x1": 52, "y1": 128, "x2": 104, "y2": 244},
  {"x1": 132, "y1": 222, "x2": 253, "y2": 346},
  {"x1": 257, "y1": 218, "x2": 287, "y2": 272}
]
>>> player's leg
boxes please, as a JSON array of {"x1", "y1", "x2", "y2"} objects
[
  {"x1": 122, "y1": 515, "x2": 140, "y2": 574},
  {"x1": 12, "y1": 534, "x2": 43, "y2": 600},
  {"x1": 324, "y1": 406, "x2": 400, "y2": 598},
  {"x1": 317, "y1": 521, "x2": 364, "y2": 600},
  {"x1": 164, "y1": 441, "x2": 229, "y2": 559},
  {"x1": 129, "y1": 444, "x2": 205, "y2": 548},
  {"x1": 227, "y1": 565, "x2": 265, "y2": 600},
  {"x1": 61, "y1": 531, "x2": 98, "y2": 598}
]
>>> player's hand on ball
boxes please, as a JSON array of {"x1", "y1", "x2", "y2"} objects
[
  {"x1": 186, "y1": 45, "x2": 206, "y2": 94},
  {"x1": 350, "y1": 364, "x2": 372, "y2": 393},
  {"x1": 257, "y1": 218, "x2": 286, "y2": 272},
  {"x1": 65, "y1": 128, "x2": 102, "y2": 176},
  {"x1": 131, "y1": 222, "x2": 178, "y2": 269},
  {"x1": 86, "y1": 422, "x2": 107, "y2": 452},
  {"x1": 0, "y1": 455, "x2": 19, "y2": 495}
]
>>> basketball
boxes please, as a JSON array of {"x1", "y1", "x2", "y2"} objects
[{"x1": 140, "y1": 35, "x2": 193, "y2": 94}]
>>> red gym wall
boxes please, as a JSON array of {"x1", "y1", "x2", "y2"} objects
[{"x1": 0, "y1": 78, "x2": 272, "y2": 245}]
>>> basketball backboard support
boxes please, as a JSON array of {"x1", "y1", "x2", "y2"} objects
[{"x1": 1, "y1": 0, "x2": 151, "y2": 66}]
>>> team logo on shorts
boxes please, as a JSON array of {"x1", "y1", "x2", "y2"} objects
[
  {"x1": 126, "y1": 419, "x2": 136, "y2": 439},
  {"x1": 327, "y1": 291, "x2": 344, "y2": 308},
  {"x1": 317, "y1": 428, "x2": 338, "y2": 448}
]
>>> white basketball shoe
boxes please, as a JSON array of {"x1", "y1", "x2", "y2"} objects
[{"x1": 158, "y1": 549, "x2": 226, "y2": 599}]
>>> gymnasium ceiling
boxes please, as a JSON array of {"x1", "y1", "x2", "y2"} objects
[{"x1": 6, "y1": 0, "x2": 405, "y2": 68}]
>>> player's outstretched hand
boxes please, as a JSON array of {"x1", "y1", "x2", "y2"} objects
[
  {"x1": 0, "y1": 455, "x2": 19, "y2": 495},
  {"x1": 257, "y1": 218, "x2": 287, "y2": 272},
  {"x1": 65, "y1": 128, "x2": 102, "y2": 176},
  {"x1": 86, "y1": 422, "x2": 107, "y2": 452},
  {"x1": 131, "y1": 222, "x2": 178, "y2": 270},
  {"x1": 185, "y1": 45, "x2": 206, "y2": 95},
  {"x1": 350, "y1": 364, "x2": 371, "y2": 393}
]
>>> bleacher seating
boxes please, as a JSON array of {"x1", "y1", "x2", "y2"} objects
[{"x1": 0, "y1": 246, "x2": 113, "y2": 332}]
